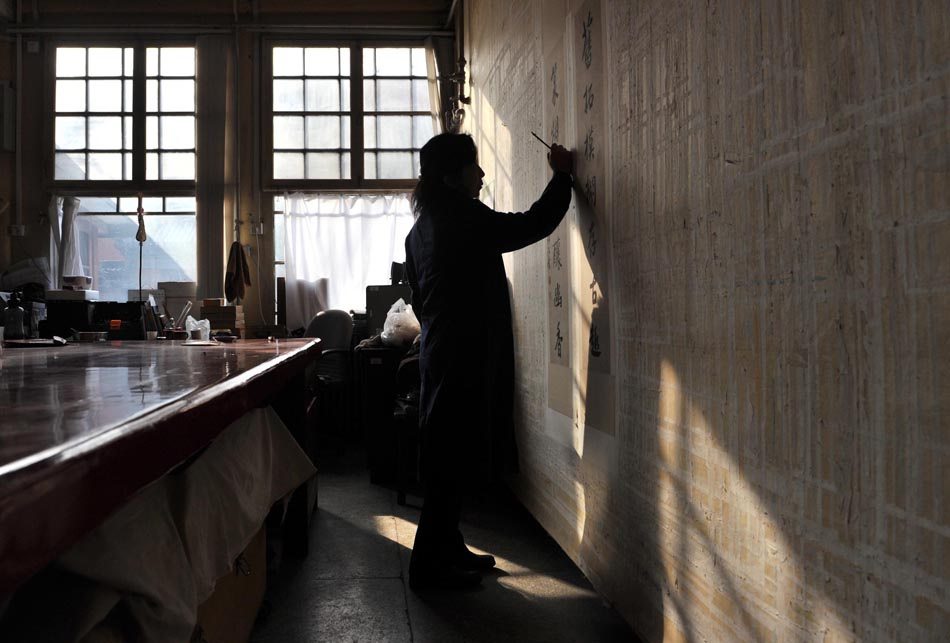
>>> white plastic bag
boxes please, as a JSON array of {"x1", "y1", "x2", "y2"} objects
[
  {"x1": 380, "y1": 298, "x2": 421, "y2": 346},
  {"x1": 184, "y1": 315, "x2": 211, "y2": 341}
]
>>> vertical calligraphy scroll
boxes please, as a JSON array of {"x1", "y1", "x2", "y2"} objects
[
  {"x1": 544, "y1": 4, "x2": 572, "y2": 419},
  {"x1": 573, "y1": 0, "x2": 614, "y2": 434}
]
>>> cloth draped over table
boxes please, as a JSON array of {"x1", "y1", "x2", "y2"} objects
[
  {"x1": 0, "y1": 406, "x2": 315, "y2": 642},
  {"x1": 282, "y1": 192, "x2": 414, "y2": 331}
]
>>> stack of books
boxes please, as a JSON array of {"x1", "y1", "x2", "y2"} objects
[{"x1": 200, "y1": 299, "x2": 245, "y2": 337}]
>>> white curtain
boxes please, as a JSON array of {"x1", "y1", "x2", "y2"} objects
[
  {"x1": 284, "y1": 193, "x2": 414, "y2": 329},
  {"x1": 49, "y1": 195, "x2": 84, "y2": 288}
]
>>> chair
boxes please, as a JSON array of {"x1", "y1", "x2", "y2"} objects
[{"x1": 304, "y1": 310, "x2": 354, "y2": 449}]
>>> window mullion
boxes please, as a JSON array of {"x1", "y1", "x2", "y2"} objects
[
  {"x1": 133, "y1": 41, "x2": 146, "y2": 184},
  {"x1": 351, "y1": 42, "x2": 364, "y2": 186}
]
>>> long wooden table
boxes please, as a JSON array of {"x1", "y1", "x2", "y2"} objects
[{"x1": 0, "y1": 338, "x2": 321, "y2": 595}]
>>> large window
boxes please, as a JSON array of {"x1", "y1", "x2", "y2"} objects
[
  {"x1": 53, "y1": 44, "x2": 196, "y2": 185},
  {"x1": 51, "y1": 43, "x2": 197, "y2": 300},
  {"x1": 266, "y1": 42, "x2": 435, "y2": 189},
  {"x1": 74, "y1": 197, "x2": 198, "y2": 302}
]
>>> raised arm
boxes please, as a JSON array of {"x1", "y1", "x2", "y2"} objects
[{"x1": 475, "y1": 144, "x2": 575, "y2": 254}]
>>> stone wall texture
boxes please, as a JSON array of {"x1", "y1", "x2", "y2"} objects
[{"x1": 465, "y1": 1, "x2": 948, "y2": 640}]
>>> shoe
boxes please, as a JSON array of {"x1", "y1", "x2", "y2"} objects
[
  {"x1": 455, "y1": 549, "x2": 496, "y2": 572},
  {"x1": 408, "y1": 564, "x2": 482, "y2": 591}
]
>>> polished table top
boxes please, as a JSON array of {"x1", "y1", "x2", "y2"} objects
[{"x1": 0, "y1": 338, "x2": 321, "y2": 594}]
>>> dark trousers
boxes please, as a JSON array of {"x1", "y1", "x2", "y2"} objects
[{"x1": 410, "y1": 483, "x2": 463, "y2": 570}]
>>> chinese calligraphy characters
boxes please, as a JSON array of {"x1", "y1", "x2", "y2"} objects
[{"x1": 581, "y1": 10, "x2": 593, "y2": 69}]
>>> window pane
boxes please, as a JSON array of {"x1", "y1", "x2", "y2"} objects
[
  {"x1": 88, "y1": 153, "x2": 122, "y2": 180},
  {"x1": 146, "y1": 153, "x2": 158, "y2": 179},
  {"x1": 124, "y1": 153, "x2": 132, "y2": 179},
  {"x1": 305, "y1": 79, "x2": 341, "y2": 112},
  {"x1": 273, "y1": 116, "x2": 304, "y2": 149},
  {"x1": 341, "y1": 79, "x2": 351, "y2": 111},
  {"x1": 363, "y1": 116, "x2": 376, "y2": 148},
  {"x1": 161, "y1": 152, "x2": 195, "y2": 180},
  {"x1": 76, "y1": 214, "x2": 197, "y2": 303},
  {"x1": 374, "y1": 48, "x2": 411, "y2": 76},
  {"x1": 413, "y1": 115, "x2": 434, "y2": 148},
  {"x1": 88, "y1": 48, "x2": 123, "y2": 77},
  {"x1": 161, "y1": 48, "x2": 195, "y2": 77},
  {"x1": 363, "y1": 79, "x2": 376, "y2": 111},
  {"x1": 378, "y1": 152, "x2": 413, "y2": 179},
  {"x1": 161, "y1": 116, "x2": 195, "y2": 149},
  {"x1": 273, "y1": 79, "x2": 304, "y2": 111},
  {"x1": 88, "y1": 116, "x2": 122, "y2": 150},
  {"x1": 305, "y1": 48, "x2": 339, "y2": 76},
  {"x1": 413, "y1": 151, "x2": 421, "y2": 177},
  {"x1": 88, "y1": 80, "x2": 122, "y2": 112},
  {"x1": 56, "y1": 80, "x2": 86, "y2": 112},
  {"x1": 411, "y1": 48, "x2": 426, "y2": 76},
  {"x1": 364, "y1": 153, "x2": 376, "y2": 180},
  {"x1": 147, "y1": 116, "x2": 158, "y2": 149},
  {"x1": 124, "y1": 80, "x2": 133, "y2": 111},
  {"x1": 124, "y1": 48, "x2": 134, "y2": 76},
  {"x1": 341, "y1": 116, "x2": 351, "y2": 148},
  {"x1": 165, "y1": 197, "x2": 197, "y2": 212},
  {"x1": 306, "y1": 115, "x2": 340, "y2": 149},
  {"x1": 55, "y1": 117, "x2": 86, "y2": 150},
  {"x1": 341, "y1": 151, "x2": 351, "y2": 179},
  {"x1": 377, "y1": 116, "x2": 411, "y2": 149},
  {"x1": 274, "y1": 153, "x2": 304, "y2": 179},
  {"x1": 273, "y1": 47, "x2": 303, "y2": 76},
  {"x1": 412, "y1": 79, "x2": 429, "y2": 111},
  {"x1": 146, "y1": 48, "x2": 159, "y2": 76},
  {"x1": 57, "y1": 48, "x2": 86, "y2": 77},
  {"x1": 375, "y1": 80, "x2": 411, "y2": 111},
  {"x1": 306, "y1": 152, "x2": 341, "y2": 179},
  {"x1": 160, "y1": 79, "x2": 195, "y2": 112},
  {"x1": 79, "y1": 196, "x2": 120, "y2": 213},
  {"x1": 339, "y1": 49, "x2": 350, "y2": 76},
  {"x1": 147, "y1": 79, "x2": 158, "y2": 112},
  {"x1": 363, "y1": 48, "x2": 375, "y2": 76},
  {"x1": 124, "y1": 116, "x2": 133, "y2": 149},
  {"x1": 55, "y1": 153, "x2": 85, "y2": 180}
]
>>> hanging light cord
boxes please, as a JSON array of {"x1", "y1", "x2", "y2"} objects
[{"x1": 135, "y1": 193, "x2": 147, "y2": 303}]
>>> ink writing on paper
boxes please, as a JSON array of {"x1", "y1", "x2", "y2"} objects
[
  {"x1": 584, "y1": 126, "x2": 595, "y2": 161},
  {"x1": 550, "y1": 63, "x2": 559, "y2": 106},
  {"x1": 552, "y1": 237, "x2": 563, "y2": 270},
  {"x1": 583, "y1": 83, "x2": 594, "y2": 114},
  {"x1": 587, "y1": 220, "x2": 597, "y2": 256},
  {"x1": 554, "y1": 282, "x2": 563, "y2": 308},
  {"x1": 555, "y1": 321, "x2": 563, "y2": 358},
  {"x1": 584, "y1": 174, "x2": 597, "y2": 208},
  {"x1": 589, "y1": 323, "x2": 601, "y2": 357},
  {"x1": 581, "y1": 11, "x2": 593, "y2": 69}
]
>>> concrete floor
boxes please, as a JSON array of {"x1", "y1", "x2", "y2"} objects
[{"x1": 250, "y1": 451, "x2": 642, "y2": 643}]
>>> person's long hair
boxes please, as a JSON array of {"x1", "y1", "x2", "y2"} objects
[{"x1": 411, "y1": 133, "x2": 477, "y2": 219}]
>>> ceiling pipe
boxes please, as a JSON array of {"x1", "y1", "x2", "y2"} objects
[
  {"x1": 5, "y1": 25, "x2": 454, "y2": 37},
  {"x1": 444, "y1": 0, "x2": 459, "y2": 30},
  {"x1": 14, "y1": 0, "x2": 22, "y2": 230}
]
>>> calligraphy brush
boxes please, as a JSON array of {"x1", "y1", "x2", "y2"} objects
[{"x1": 530, "y1": 131, "x2": 552, "y2": 149}]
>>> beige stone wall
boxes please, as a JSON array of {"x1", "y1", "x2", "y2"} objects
[{"x1": 466, "y1": 0, "x2": 948, "y2": 640}]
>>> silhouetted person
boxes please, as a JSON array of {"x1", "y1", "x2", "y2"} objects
[{"x1": 405, "y1": 133, "x2": 574, "y2": 589}]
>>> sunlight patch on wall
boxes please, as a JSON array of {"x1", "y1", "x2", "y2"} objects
[{"x1": 656, "y1": 359, "x2": 853, "y2": 639}]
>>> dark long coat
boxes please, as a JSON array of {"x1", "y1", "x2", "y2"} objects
[{"x1": 404, "y1": 171, "x2": 573, "y2": 488}]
